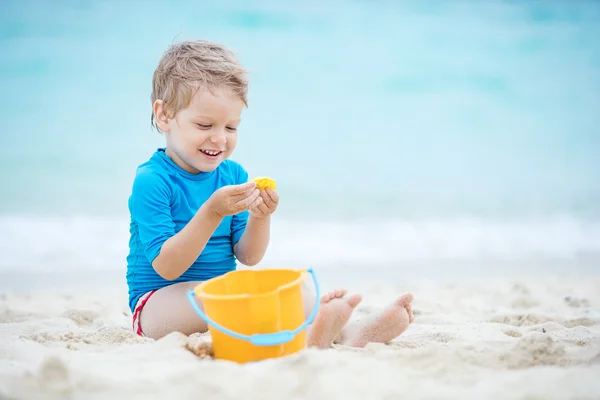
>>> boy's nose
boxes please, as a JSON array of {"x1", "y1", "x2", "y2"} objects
[{"x1": 209, "y1": 130, "x2": 227, "y2": 144}]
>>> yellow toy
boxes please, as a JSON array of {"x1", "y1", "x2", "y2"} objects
[{"x1": 252, "y1": 176, "x2": 277, "y2": 190}]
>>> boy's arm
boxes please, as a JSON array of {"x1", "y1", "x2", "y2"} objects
[
  {"x1": 152, "y1": 203, "x2": 223, "y2": 280},
  {"x1": 229, "y1": 162, "x2": 277, "y2": 267},
  {"x1": 233, "y1": 215, "x2": 271, "y2": 266},
  {"x1": 131, "y1": 171, "x2": 223, "y2": 281}
]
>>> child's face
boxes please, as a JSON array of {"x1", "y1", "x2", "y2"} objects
[{"x1": 154, "y1": 86, "x2": 244, "y2": 174}]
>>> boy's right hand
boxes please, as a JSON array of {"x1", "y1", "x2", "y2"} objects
[{"x1": 208, "y1": 182, "x2": 262, "y2": 218}]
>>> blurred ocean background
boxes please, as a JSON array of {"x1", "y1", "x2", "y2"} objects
[{"x1": 1, "y1": 0, "x2": 599, "y2": 289}]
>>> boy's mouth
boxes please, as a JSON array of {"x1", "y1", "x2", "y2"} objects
[{"x1": 200, "y1": 149, "x2": 223, "y2": 157}]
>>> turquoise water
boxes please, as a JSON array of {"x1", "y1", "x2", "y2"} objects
[{"x1": 1, "y1": 1, "x2": 599, "y2": 276}]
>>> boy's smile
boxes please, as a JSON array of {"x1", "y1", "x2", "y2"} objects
[
  {"x1": 153, "y1": 86, "x2": 244, "y2": 174},
  {"x1": 200, "y1": 149, "x2": 222, "y2": 158}
]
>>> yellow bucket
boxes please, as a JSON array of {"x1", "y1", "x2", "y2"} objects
[{"x1": 186, "y1": 268, "x2": 320, "y2": 363}]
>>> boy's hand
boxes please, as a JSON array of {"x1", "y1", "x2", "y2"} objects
[
  {"x1": 249, "y1": 189, "x2": 279, "y2": 219},
  {"x1": 208, "y1": 182, "x2": 261, "y2": 218}
]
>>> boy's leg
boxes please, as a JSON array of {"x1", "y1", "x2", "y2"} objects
[
  {"x1": 138, "y1": 281, "x2": 207, "y2": 340},
  {"x1": 305, "y1": 289, "x2": 362, "y2": 348},
  {"x1": 334, "y1": 293, "x2": 415, "y2": 348},
  {"x1": 137, "y1": 279, "x2": 370, "y2": 345},
  {"x1": 301, "y1": 280, "x2": 363, "y2": 349}
]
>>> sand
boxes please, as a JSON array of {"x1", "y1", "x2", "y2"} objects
[{"x1": 1, "y1": 274, "x2": 600, "y2": 400}]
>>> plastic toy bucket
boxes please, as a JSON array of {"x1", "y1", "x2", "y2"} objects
[{"x1": 186, "y1": 268, "x2": 320, "y2": 363}]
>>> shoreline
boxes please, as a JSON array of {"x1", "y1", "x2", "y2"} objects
[{"x1": 2, "y1": 256, "x2": 599, "y2": 292}]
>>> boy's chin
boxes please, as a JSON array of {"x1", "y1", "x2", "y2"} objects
[
  {"x1": 194, "y1": 161, "x2": 223, "y2": 173},
  {"x1": 190, "y1": 152, "x2": 229, "y2": 173}
]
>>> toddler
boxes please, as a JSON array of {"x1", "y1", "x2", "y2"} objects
[{"x1": 126, "y1": 40, "x2": 414, "y2": 348}]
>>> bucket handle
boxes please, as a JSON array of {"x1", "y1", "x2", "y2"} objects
[{"x1": 186, "y1": 268, "x2": 320, "y2": 347}]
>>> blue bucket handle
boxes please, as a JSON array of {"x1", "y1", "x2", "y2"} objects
[{"x1": 186, "y1": 268, "x2": 320, "y2": 347}]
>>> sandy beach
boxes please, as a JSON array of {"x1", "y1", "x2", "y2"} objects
[
  {"x1": 3, "y1": 0, "x2": 600, "y2": 399},
  {"x1": 1, "y1": 272, "x2": 599, "y2": 400}
]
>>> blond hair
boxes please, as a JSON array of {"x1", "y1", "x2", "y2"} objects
[{"x1": 150, "y1": 40, "x2": 249, "y2": 131}]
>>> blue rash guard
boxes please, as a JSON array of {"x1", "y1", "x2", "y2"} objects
[{"x1": 125, "y1": 148, "x2": 249, "y2": 312}]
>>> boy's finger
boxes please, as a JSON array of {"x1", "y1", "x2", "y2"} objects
[
  {"x1": 265, "y1": 189, "x2": 279, "y2": 205},
  {"x1": 233, "y1": 181, "x2": 256, "y2": 195},
  {"x1": 261, "y1": 190, "x2": 276, "y2": 209},
  {"x1": 236, "y1": 189, "x2": 260, "y2": 209},
  {"x1": 230, "y1": 182, "x2": 257, "y2": 199},
  {"x1": 254, "y1": 200, "x2": 269, "y2": 215},
  {"x1": 249, "y1": 196, "x2": 264, "y2": 211}
]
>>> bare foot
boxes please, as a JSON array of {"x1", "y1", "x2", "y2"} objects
[
  {"x1": 338, "y1": 293, "x2": 414, "y2": 348},
  {"x1": 306, "y1": 289, "x2": 362, "y2": 349},
  {"x1": 405, "y1": 296, "x2": 415, "y2": 323}
]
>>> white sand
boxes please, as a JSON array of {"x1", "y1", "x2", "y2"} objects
[{"x1": 1, "y1": 274, "x2": 600, "y2": 400}]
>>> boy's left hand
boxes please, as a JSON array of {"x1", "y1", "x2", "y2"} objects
[{"x1": 249, "y1": 189, "x2": 279, "y2": 219}]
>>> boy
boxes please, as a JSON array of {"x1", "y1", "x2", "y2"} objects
[{"x1": 126, "y1": 40, "x2": 414, "y2": 348}]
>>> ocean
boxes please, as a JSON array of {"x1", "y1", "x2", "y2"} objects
[{"x1": 1, "y1": 1, "x2": 599, "y2": 289}]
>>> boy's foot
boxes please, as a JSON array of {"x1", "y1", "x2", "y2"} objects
[
  {"x1": 338, "y1": 293, "x2": 414, "y2": 348},
  {"x1": 306, "y1": 289, "x2": 362, "y2": 349}
]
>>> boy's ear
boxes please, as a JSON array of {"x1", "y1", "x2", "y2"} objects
[{"x1": 153, "y1": 100, "x2": 171, "y2": 133}]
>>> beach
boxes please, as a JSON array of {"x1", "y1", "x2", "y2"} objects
[
  {"x1": 2, "y1": 269, "x2": 599, "y2": 400},
  {"x1": 2, "y1": 1, "x2": 600, "y2": 399}
]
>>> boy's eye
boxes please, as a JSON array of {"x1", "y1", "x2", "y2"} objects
[
  {"x1": 226, "y1": 126, "x2": 237, "y2": 132},
  {"x1": 196, "y1": 123, "x2": 211, "y2": 129}
]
